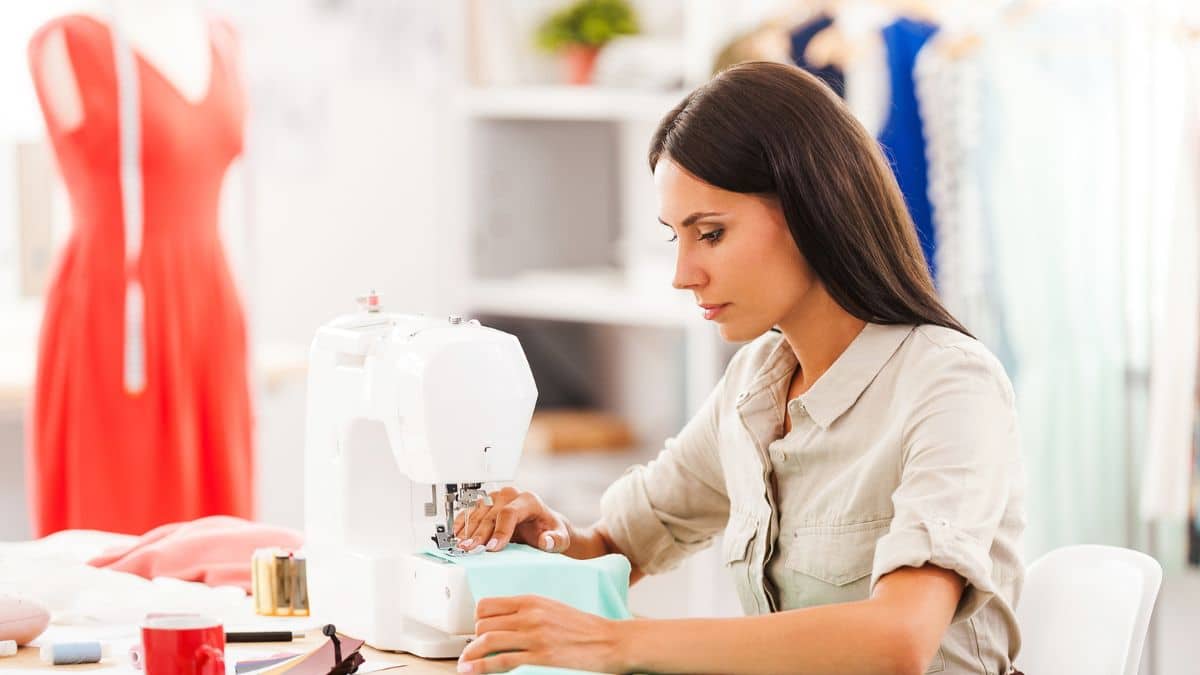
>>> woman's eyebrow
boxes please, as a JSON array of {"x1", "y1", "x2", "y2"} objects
[{"x1": 657, "y1": 211, "x2": 727, "y2": 228}]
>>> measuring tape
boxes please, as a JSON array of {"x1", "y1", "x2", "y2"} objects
[{"x1": 111, "y1": 18, "x2": 146, "y2": 395}]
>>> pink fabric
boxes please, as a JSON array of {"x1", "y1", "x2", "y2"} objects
[{"x1": 87, "y1": 516, "x2": 304, "y2": 592}]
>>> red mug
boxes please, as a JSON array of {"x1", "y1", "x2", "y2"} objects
[{"x1": 132, "y1": 614, "x2": 225, "y2": 675}]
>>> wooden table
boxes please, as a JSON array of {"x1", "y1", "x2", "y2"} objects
[{"x1": 3, "y1": 632, "x2": 459, "y2": 673}]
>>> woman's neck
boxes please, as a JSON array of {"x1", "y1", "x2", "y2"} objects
[{"x1": 776, "y1": 286, "x2": 867, "y2": 395}]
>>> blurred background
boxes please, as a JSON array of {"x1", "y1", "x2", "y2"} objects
[{"x1": 0, "y1": 0, "x2": 1198, "y2": 672}]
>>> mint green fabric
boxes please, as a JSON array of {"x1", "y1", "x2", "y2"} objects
[{"x1": 423, "y1": 543, "x2": 633, "y2": 674}]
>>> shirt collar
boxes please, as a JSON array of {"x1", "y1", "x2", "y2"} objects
[{"x1": 747, "y1": 323, "x2": 915, "y2": 430}]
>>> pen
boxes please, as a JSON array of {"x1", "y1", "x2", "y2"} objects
[{"x1": 225, "y1": 631, "x2": 305, "y2": 643}]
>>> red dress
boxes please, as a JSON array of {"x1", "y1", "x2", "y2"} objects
[{"x1": 26, "y1": 15, "x2": 254, "y2": 536}]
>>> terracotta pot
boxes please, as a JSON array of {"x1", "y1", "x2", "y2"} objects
[{"x1": 562, "y1": 44, "x2": 601, "y2": 85}]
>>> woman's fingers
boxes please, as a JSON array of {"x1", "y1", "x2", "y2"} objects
[
  {"x1": 456, "y1": 487, "x2": 518, "y2": 546},
  {"x1": 458, "y1": 650, "x2": 529, "y2": 675},
  {"x1": 536, "y1": 530, "x2": 568, "y2": 553},
  {"x1": 475, "y1": 595, "x2": 528, "y2": 620},
  {"x1": 453, "y1": 487, "x2": 563, "y2": 552},
  {"x1": 456, "y1": 502, "x2": 494, "y2": 546},
  {"x1": 458, "y1": 629, "x2": 530, "y2": 663},
  {"x1": 461, "y1": 596, "x2": 593, "y2": 674},
  {"x1": 473, "y1": 615, "x2": 521, "y2": 638},
  {"x1": 465, "y1": 517, "x2": 499, "y2": 551},
  {"x1": 486, "y1": 494, "x2": 544, "y2": 550},
  {"x1": 453, "y1": 505, "x2": 473, "y2": 537}
]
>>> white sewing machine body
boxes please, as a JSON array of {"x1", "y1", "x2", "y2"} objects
[{"x1": 303, "y1": 298, "x2": 537, "y2": 657}]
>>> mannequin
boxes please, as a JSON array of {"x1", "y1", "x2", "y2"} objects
[{"x1": 26, "y1": 0, "x2": 255, "y2": 536}]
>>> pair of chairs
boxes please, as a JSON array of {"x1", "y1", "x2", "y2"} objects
[{"x1": 1017, "y1": 544, "x2": 1163, "y2": 675}]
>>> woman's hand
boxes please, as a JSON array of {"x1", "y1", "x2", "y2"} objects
[
  {"x1": 453, "y1": 486, "x2": 570, "y2": 553},
  {"x1": 457, "y1": 595, "x2": 626, "y2": 674}
]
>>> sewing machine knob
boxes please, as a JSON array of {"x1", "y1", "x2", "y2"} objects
[{"x1": 356, "y1": 290, "x2": 382, "y2": 313}]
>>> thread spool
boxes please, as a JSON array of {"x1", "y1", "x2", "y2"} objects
[
  {"x1": 289, "y1": 554, "x2": 309, "y2": 616},
  {"x1": 272, "y1": 552, "x2": 292, "y2": 616},
  {"x1": 252, "y1": 548, "x2": 278, "y2": 615},
  {"x1": 39, "y1": 642, "x2": 111, "y2": 665},
  {"x1": 251, "y1": 548, "x2": 309, "y2": 616}
]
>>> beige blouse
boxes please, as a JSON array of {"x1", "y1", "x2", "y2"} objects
[{"x1": 600, "y1": 323, "x2": 1026, "y2": 674}]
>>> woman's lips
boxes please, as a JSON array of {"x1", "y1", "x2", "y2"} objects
[{"x1": 700, "y1": 304, "x2": 730, "y2": 320}]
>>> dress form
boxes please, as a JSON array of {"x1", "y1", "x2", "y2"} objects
[{"x1": 26, "y1": 1, "x2": 255, "y2": 535}]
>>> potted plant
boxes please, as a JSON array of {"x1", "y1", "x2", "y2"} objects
[{"x1": 535, "y1": 0, "x2": 640, "y2": 85}]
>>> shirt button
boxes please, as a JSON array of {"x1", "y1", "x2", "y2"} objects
[{"x1": 936, "y1": 518, "x2": 950, "y2": 527}]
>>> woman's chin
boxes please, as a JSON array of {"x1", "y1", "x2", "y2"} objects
[{"x1": 717, "y1": 321, "x2": 763, "y2": 343}]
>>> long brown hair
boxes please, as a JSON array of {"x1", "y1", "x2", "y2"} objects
[{"x1": 649, "y1": 61, "x2": 971, "y2": 337}]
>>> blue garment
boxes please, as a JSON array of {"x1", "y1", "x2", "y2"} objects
[
  {"x1": 789, "y1": 15, "x2": 846, "y2": 98},
  {"x1": 789, "y1": 17, "x2": 940, "y2": 281},
  {"x1": 877, "y1": 18, "x2": 939, "y2": 282}
]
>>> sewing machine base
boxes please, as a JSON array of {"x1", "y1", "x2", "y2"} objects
[
  {"x1": 370, "y1": 618, "x2": 470, "y2": 659},
  {"x1": 307, "y1": 546, "x2": 476, "y2": 658}
]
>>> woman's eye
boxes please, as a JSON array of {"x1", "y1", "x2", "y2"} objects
[{"x1": 663, "y1": 227, "x2": 722, "y2": 244}]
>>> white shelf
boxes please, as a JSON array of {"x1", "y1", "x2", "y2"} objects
[
  {"x1": 456, "y1": 86, "x2": 688, "y2": 122},
  {"x1": 466, "y1": 267, "x2": 701, "y2": 327}
]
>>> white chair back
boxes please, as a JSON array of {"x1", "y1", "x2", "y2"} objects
[{"x1": 1016, "y1": 544, "x2": 1162, "y2": 675}]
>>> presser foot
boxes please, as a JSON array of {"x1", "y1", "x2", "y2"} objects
[{"x1": 431, "y1": 525, "x2": 477, "y2": 556}]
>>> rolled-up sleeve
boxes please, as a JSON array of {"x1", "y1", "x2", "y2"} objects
[
  {"x1": 600, "y1": 376, "x2": 730, "y2": 575},
  {"x1": 870, "y1": 348, "x2": 1020, "y2": 623}
]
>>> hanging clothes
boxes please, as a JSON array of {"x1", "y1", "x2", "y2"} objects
[
  {"x1": 972, "y1": 7, "x2": 1129, "y2": 558},
  {"x1": 26, "y1": 14, "x2": 254, "y2": 536},
  {"x1": 914, "y1": 35, "x2": 1017, "y2": 373},
  {"x1": 1138, "y1": 30, "x2": 1200, "y2": 526},
  {"x1": 790, "y1": 15, "x2": 940, "y2": 281},
  {"x1": 788, "y1": 14, "x2": 846, "y2": 98},
  {"x1": 876, "y1": 18, "x2": 939, "y2": 282},
  {"x1": 916, "y1": 2, "x2": 1199, "y2": 561}
]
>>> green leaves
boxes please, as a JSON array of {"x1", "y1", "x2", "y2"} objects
[{"x1": 534, "y1": 0, "x2": 640, "y2": 52}]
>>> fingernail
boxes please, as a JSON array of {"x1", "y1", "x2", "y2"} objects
[
  {"x1": 542, "y1": 534, "x2": 554, "y2": 551},
  {"x1": 459, "y1": 539, "x2": 473, "y2": 549},
  {"x1": 486, "y1": 538, "x2": 499, "y2": 551},
  {"x1": 457, "y1": 661, "x2": 472, "y2": 673}
]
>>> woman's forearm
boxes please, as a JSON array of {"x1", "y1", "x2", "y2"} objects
[
  {"x1": 563, "y1": 520, "x2": 645, "y2": 584},
  {"x1": 615, "y1": 599, "x2": 922, "y2": 675}
]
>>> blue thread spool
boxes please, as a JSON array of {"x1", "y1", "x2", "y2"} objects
[{"x1": 39, "y1": 641, "x2": 110, "y2": 665}]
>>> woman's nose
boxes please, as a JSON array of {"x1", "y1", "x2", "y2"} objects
[{"x1": 672, "y1": 250, "x2": 704, "y2": 290}]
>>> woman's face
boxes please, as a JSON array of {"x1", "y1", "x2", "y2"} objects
[{"x1": 654, "y1": 157, "x2": 818, "y2": 342}]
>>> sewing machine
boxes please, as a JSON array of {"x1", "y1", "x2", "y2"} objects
[{"x1": 303, "y1": 292, "x2": 537, "y2": 657}]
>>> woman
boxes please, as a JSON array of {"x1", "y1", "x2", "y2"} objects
[{"x1": 454, "y1": 61, "x2": 1025, "y2": 675}]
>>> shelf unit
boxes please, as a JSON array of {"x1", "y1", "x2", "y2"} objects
[
  {"x1": 467, "y1": 267, "x2": 695, "y2": 327},
  {"x1": 456, "y1": 85, "x2": 690, "y2": 122},
  {"x1": 443, "y1": 0, "x2": 747, "y2": 619}
]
